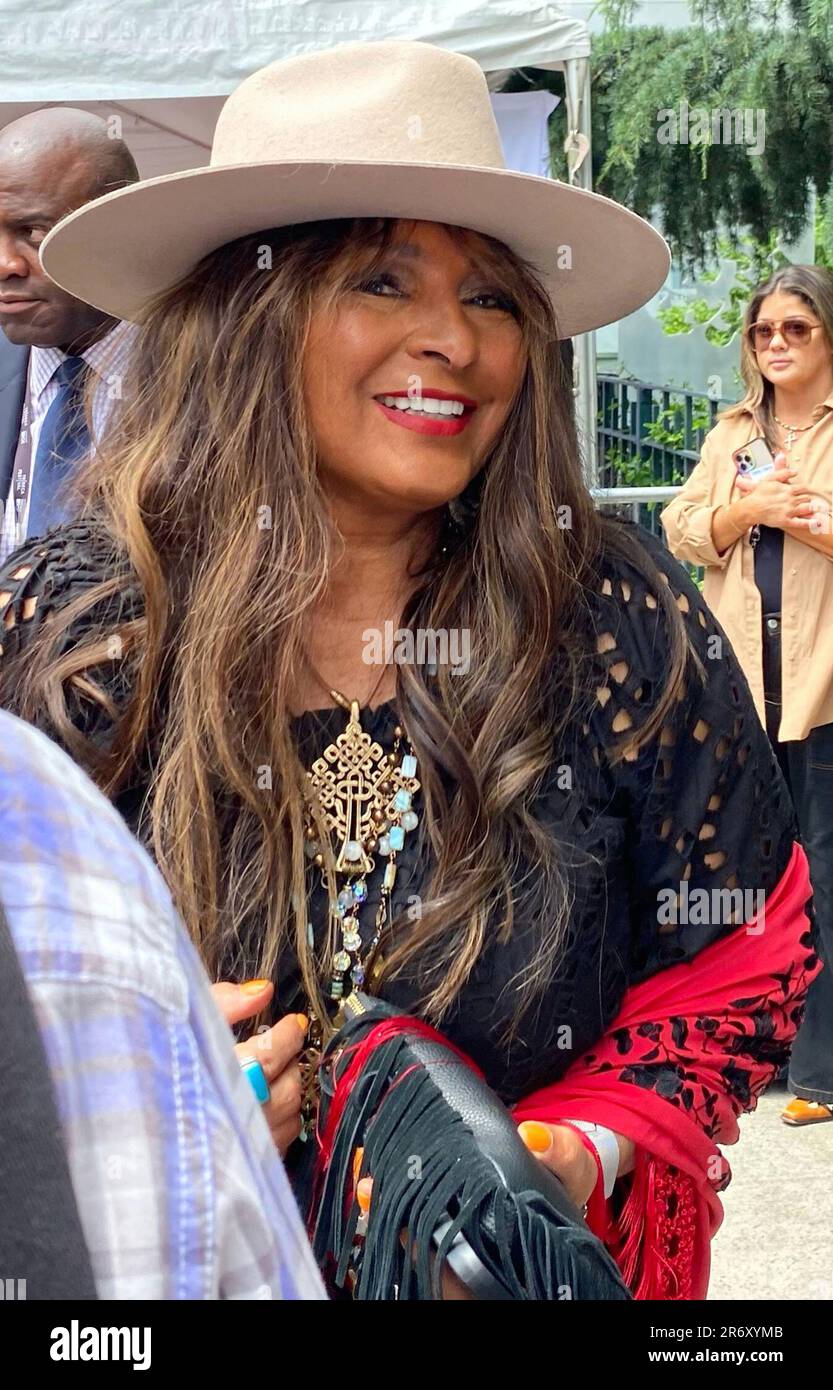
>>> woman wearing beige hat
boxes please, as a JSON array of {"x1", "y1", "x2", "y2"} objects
[
  {"x1": 662, "y1": 264, "x2": 833, "y2": 1130},
  {"x1": 0, "y1": 40, "x2": 819, "y2": 1299}
]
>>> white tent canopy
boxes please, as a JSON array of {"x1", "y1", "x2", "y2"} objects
[
  {"x1": 0, "y1": 0, "x2": 596, "y2": 470},
  {"x1": 0, "y1": 2, "x2": 590, "y2": 100},
  {"x1": 0, "y1": 2, "x2": 591, "y2": 178}
]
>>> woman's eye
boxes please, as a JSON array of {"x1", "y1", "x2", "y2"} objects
[
  {"x1": 469, "y1": 289, "x2": 517, "y2": 313},
  {"x1": 356, "y1": 273, "x2": 402, "y2": 297},
  {"x1": 355, "y1": 275, "x2": 517, "y2": 315}
]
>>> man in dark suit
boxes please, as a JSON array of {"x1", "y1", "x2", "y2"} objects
[{"x1": 0, "y1": 107, "x2": 138, "y2": 559}]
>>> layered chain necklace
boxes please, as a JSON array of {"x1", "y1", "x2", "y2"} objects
[
  {"x1": 773, "y1": 407, "x2": 823, "y2": 452},
  {"x1": 298, "y1": 660, "x2": 421, "y2": 1138}
]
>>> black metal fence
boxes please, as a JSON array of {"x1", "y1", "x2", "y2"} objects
[{"x1": 596, "y1": 375, "x2": 731, "y2": 537}]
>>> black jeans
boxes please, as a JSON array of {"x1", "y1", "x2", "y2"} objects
[{"x1": 763, "y1": 613, "x2": 833, "y2": 1103}]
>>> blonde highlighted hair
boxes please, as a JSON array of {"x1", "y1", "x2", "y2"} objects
[
  {"x1": 2, "y1": 217, "x2": 691, "y2": 1038},
  {"x1": 720, "y1": 263, "x2": 833, "y2": 447}
]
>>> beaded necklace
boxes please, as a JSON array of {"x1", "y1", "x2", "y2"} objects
[
  {"x1": 298, "y1": 676, "x2": 421, "y2": 1138},
  {"x1": 294, "y1": 515, "x2": 458, "y2": 1137}
]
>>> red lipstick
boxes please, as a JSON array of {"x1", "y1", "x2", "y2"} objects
[{"x1": 373, "y1": 387, "x2": 477, "y2": 437}]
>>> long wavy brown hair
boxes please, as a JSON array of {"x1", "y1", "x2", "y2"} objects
[
  {"x1": 3, "y1": 217, "x2": 691, "y2": 1036},
  {"x1": 720, "y1": 263, "x2": 833, "y2": 449}
]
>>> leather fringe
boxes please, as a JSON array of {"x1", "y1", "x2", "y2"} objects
[{"x1": 311, "y1": 1025, "x2": 631, "y2": 1300}]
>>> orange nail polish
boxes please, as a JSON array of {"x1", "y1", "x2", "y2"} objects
[
  {"x1": 518, "y1": 1121, "x2": 553, "y2": 1154},
  {"x1": 295, "y1": 1013, "x2": 309, "y2": 1032},
  {"x1": 240, "y1": 978, "x2": 271, "y2": 994},
  {"x1": 356, "y1": 1178, "x2": 373, "y2": 1214},
  {"x1": 352, "y1": 1147, "x2": 365, "y2": 1187}
]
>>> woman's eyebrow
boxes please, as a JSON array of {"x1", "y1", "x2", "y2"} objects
[
  {"x1": 8, "y1": 210, "x2": 55, "y2": 226},
  {"x1": 386, "y1": 243, "x2": 422, "y2": 261}
]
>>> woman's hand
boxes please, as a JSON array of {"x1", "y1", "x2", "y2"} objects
[
  {"x1": 350, "y1": 1115, "x2": 636, "y2": 1298},
  {"x1": 734, "y1": 456, "x2": 814, "y2": 529},
  {"x1": 517, "y1": 1120, "x2": 635, "y2": 1207},
  {"x1": 353, "y1": 1164, "x2": 475, "y2": 1300},
  {"x1": 211, "y1": 980, "x2": 307, "y2": 1156}
]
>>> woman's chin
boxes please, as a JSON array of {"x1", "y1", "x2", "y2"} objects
[
  {"x1": 340, "y1": 468, "x2": 473, "y2": 514},
  {"x1": 766, "y1": 366, "x2": 800, "y2": 385}
]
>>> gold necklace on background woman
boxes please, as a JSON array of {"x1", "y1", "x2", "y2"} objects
[
  {"x1": 772, "y1": 404, "x2": 824, "y2": 453},
  {"x1": 297, "y1": 656, "x2": 422, "y2": 1139}
]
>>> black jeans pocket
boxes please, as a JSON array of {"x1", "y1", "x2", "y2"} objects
[{"x1": 808, "y1": 720, "x2": 833, "y2": 772}]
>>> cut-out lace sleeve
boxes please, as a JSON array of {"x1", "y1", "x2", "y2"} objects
[
  {"x1": 585, "y1": 526, "x2": 797, "y2": 983},
  {"x1": 0, "y1": 522, "x2": 142, "y2": 752}
]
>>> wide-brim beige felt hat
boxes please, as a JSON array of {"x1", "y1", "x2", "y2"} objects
[{"x1": 40, "y1": 39, "x2": 670, "y2": 338}]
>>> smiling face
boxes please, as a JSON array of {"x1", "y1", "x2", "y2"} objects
[
  {"x1": 752, "y1": 289, "x2": 833, "y2": 394},
  {"x1": 302, "y1": 220, "x2": 528, "y2": 516}
]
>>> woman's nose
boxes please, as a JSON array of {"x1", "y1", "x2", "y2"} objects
[{"x1": 406, "y1": 303, "x2": 478, "y2": 370}]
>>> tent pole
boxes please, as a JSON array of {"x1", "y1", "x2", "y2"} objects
[{"x1": 562, "y1": 57, "x2": 598, "y2": 491}]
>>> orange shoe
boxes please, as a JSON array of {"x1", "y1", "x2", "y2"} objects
[{"x1": 781, "y1": 1098, "x2": 833, "y2": 1126}]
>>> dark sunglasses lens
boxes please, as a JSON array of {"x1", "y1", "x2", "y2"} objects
[
  {"x1": 751, "y1": 324, "x2": 773, "y2": 347},
  {"x1": 784, "y1": 320, "x2": 812, "y2": 344}
]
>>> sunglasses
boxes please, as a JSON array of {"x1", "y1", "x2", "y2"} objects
[{"x1": 747, "y1": 316, "x2": 824, "y2": 349}]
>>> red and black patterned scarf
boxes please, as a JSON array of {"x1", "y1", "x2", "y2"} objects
[{"x1": 513, "y1": 841, "x2": 818, "y2": 1298}]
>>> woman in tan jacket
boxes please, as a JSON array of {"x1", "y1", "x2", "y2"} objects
[{"x1": 663, "y1": 264, "x2": 833, "y2": 1127}]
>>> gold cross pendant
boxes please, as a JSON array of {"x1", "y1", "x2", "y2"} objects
[{"x1": 307, "y1": 700, "x2": 394, "y2": 875}]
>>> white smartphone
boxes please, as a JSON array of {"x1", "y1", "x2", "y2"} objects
[{"x1": 732, "y1": 437, "x2": 776, "y2": 482}]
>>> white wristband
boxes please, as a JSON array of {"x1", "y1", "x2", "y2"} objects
[{"x1": 562, "y1": 1119, "x2": 620, "y2": 1199}]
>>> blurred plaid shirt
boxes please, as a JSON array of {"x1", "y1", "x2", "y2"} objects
[{"x1": 0, "y1": 710, "x2": 324, "y2": 1300}]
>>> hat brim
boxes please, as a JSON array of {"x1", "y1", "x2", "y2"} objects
[{"x1": 40, "y1": 161, "x2": 669, "y2": 339}]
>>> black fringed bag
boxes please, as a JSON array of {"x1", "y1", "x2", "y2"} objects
[{"x1": 305, "y1": 994, "x2": 631, "y2": 1301}]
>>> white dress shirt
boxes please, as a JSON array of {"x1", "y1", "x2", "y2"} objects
[{"x1": 1, "y1": 319, "x2": 138, "y2": 564}]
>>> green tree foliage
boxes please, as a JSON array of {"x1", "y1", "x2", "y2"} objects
[
  {"x1": 657, "y1": 231, "x2": 790, "y2": 343},
  {"x1": 503, "y1": 0, "x2": 833, "y2": 269}
]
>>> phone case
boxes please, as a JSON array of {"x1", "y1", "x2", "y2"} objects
[{"x1": 733, "y1": 437, "x2": 775, "y2": 481}]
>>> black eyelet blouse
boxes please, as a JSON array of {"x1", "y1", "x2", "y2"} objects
[{"x1": 0, "y1": 520, "x2": 797, "y2": 1105}]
